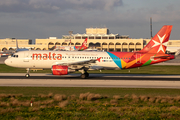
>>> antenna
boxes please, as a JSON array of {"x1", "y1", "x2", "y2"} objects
[{"x1": 150, "y1": 17, "x2": 153, "y2": 39}]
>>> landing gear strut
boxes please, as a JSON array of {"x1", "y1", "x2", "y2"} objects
[
  {"x1": 79, "y1": 69, "x2": 89, "y2": 79},
  {"x1": 25, "y1": 68, "x2": 30, "y2": 78}
]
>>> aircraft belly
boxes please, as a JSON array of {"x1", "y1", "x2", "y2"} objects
[{"x1": 92, "y1": 61, "x2": 120, "y2": 70}]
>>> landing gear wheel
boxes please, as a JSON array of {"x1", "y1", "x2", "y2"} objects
[
  {"x1": 80, "y1": 74, "x2": 86, "y2": 79},
  {"x1": 85, "y1": 73, "x2": 89, "y2": 77},
  {"x1": 25, "y1": 74, "x2": 30, "y2": 78},
  {"x1": 25, "y1": 68, "x2": 30, "y2": 78}
]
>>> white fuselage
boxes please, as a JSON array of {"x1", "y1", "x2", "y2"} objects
[{"x1": 5, "y1": 50, "x2": 120, "y2": 70}]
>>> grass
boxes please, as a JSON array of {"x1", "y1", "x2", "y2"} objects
[
  {"x1": 1, "y1": 64, "x2": 180, "y2": 74},
  {"x1": 1, "y1": 90, "x2": 180, "y2": 119},
  {"x1": 0, "y1": 87, "x2": 180, "y2": 97}
]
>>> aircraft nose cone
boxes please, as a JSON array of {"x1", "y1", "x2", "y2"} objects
[{"x1": 4, "y1": 59, "x2": 11, "y2": 66}]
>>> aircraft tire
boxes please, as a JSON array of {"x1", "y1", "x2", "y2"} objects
[
  {"x1": 80, "y1": 74, "x2": 86, "y2": 79},
  {"x1": 25, "y1": 74, "x2": 30, "y2": 78}
]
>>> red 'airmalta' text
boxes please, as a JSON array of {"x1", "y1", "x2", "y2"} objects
[{"x1": 32, "y1": 52, "x2": 62, "y2": 60}]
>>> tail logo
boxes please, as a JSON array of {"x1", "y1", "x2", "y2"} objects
[
  {"x1": 152, "y1": 34, "x2": 168, "y2": 53},
  {"x1": 83, "y1": 41, "x2": 87, "y2": 46}
]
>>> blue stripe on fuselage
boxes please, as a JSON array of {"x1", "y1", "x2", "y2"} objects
[{"x1": 107, "y1": 52, "x2": 122, "y2": 69}]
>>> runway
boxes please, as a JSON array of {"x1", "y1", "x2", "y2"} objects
[{"x1": 0, "y1": 73, "x2": 180, "y2": 88}]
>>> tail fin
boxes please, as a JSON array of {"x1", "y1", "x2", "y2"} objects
[
  {"x1": 81, "y1": 38, "x2": 88, "y2": 48},
  {"x1": 139, "y1": 25, "x2": 173, "y2": 54}
]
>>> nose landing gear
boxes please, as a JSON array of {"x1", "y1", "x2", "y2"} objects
[{"x1": 25, "y1": 68, "x2": 30, "y2": 78}]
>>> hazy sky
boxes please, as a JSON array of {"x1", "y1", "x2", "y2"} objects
[{"x1": 0, "y1": 0, "x2": 180, "y2": 43}]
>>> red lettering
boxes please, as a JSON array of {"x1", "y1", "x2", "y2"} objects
[
  {"x1": 32, "y1": 52, "x2": 62, "y2": 60},
  {"x1": 32, "y1": 53, "x2": 41, "y2": 60},
  {"x1": 49, "y1": 52, "x2": 51, "y2": 60},
  {"x1": 52, "y1": 53, "x2": 56, "y2": 60},
  {"x1": 43, "y1": 53, "x2": 48, "y2": 60},
  {"x1": 57, "y1": 54, "x2": 62, "y2": 60}
]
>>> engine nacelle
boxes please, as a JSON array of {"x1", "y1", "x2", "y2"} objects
[
  {"x1": 51, "y1": 65, "x2": 75, "y2": 75},
  {"x1": 52, "y1": 65, "x2": 68, "y2": 75}
]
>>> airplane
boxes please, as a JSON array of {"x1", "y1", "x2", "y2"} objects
[
  {"x1": 5, "y1": 25, "x2": 175, "y2": 79},
  {"x1": 166, "y1": 47, "x2": 180, "y2": 54},
  {"x1": 0, "y1": 39, "x2": 29, "y2": 57},
  {"x1": 53, "y1": 38, "x2": 88, "y2": 51},
  {"x1": 15, "y1": 39, "x2": 29, "y2": 52}
]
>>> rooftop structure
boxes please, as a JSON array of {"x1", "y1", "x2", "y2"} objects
[{"x1": 62, "y1": 28, "x2": 129, "y2": 39}]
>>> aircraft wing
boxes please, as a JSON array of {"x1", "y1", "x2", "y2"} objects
[{"x1": 57, "y1": 57, "x2": 101, "y2": 70}]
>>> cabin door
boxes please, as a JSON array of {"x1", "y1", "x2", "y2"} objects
[{"x1": 24, "y1": 53, "x2": 29, "y2": 62}]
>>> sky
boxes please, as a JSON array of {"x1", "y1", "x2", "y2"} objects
[{"x1": 0, "y1": 0, "x2": 180, "y2": 43}]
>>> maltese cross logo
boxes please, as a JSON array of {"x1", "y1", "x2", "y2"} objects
[{"x1": 152, "y1": 34, "x2": 168, "y2": 53}]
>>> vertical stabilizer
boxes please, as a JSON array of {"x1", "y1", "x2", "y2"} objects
[{"x1": 139, "y1": 25, "x2": 173, "y2": 54}]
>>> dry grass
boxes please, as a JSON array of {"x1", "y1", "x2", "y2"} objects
[
  {"x1": 103, "y1": 101, "x2": 109, "y2": 106},
  {"x1": 131, "y1": 94, "x2": 138, "y2": 100},
  {"x1": 29, "y1": 107, "x2": 40, "y2": 112},
  {"x1": 124, "y1": 94, "x2": 129, "y2": 99},
  {"x1": 1, "y1": 92, "x2": 180, "y2": 119},
  {"x1": 169, "y1": 106, "x2": 178, "y2": 111},
  {"x1": 68, "y1": 94, "x2": 76, "y2": 100},
  {"x1": 108, "y1": 107, "x2": 120, "y2": 112},
  {"x1": 10, "y1": 99, "x2": 19, "y2": 106},
  {"x1": 161, "y1": 99, "x2": 167, "y2": 103},
  {"x1": 58, "y1": 100, "x2": 69, "y2": 108},
  {"x1": 79, "y1": 92, "x2": 90, "y2": 100},
  {"x1": 0, "y1": 94, "x2": 8, "y2": 98},
  {"x1": 33, "y1": 101, "x2": 41, "y2": 107},
  {"x1": 77, "y1": 100, "x2": 92, "y2": 105},
  {"x1": 110, "y1": 99, "x2": 118, "y2": 105},
  {"x1": 54, "y1": 94, "x2": 67, "y2": 101},
  {"x1": 89, "y1": 107, "x2": 97, "y2": 112},
  {"x1": 38, "y1": 93, "x2": 53, "y2": 98},
  {"x1": 149, "y1": 97, "x2": 156, "y2": 103},
  {"x1": 0, "y1": 108, "x2": 14, "y2": 115},
  {"x1": 21, "y1": 101, "x2": 30, "y2": 107},
  {"x1": 47, "y1": 93, "x2": 53, "y2": 98},
  {"x1": 139, "y1": 95, "x2": 147, "y2": 101},
  {"x1": 87, "y1": 93, "x2": 102, "y2": 101},
  {"x1": 0, "y1": 102, "x2": 9, "y2": 107},
  {"x1": 41, "y1": 99, "x2": 54, "y2": 105},
  {"x1": 113, "y1": 95, "x2": 121, "y2": 100},
  {"x1": 174, "y1": 96, "x2": 180, "y2": 102},
  {"x1": 78, "y1": 106, "x2": 89, "y2": 111}
]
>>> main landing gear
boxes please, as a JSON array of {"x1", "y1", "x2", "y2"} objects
[
  {"x1": 79, "y1": 69, "x2": 89, "y2": 79},
  {"x1": 25, "y1": 68, "x2": 30, "y2": 78}
]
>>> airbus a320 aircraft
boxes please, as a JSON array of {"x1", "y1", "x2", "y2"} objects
[
  {"x1": 5, "y1": 25, "x2": 174, "y2": 78},
  {"x1": 54, "y1": 38, "x2": 88, "y2": 51}
]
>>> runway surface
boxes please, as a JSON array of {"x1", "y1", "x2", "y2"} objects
[{"x1": 0, "y1": 73, "x2": 180, "y2": 88}]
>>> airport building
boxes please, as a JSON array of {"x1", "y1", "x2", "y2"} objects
[{"x1": 0, "y1": 28, "x2": 180, "y2": 52}]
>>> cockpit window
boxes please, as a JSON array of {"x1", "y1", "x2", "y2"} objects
[{"x1": 13, "y1": 55, "x2": 18, "y2": 58}]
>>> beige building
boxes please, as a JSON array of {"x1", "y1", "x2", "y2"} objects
[{"x1": 0, "y1": 28, "x2": 180, "y2": 52}]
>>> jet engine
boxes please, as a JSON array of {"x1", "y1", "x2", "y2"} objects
[{"x1": 51, "y1": 65, "x2": 75, "y2": 75}]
